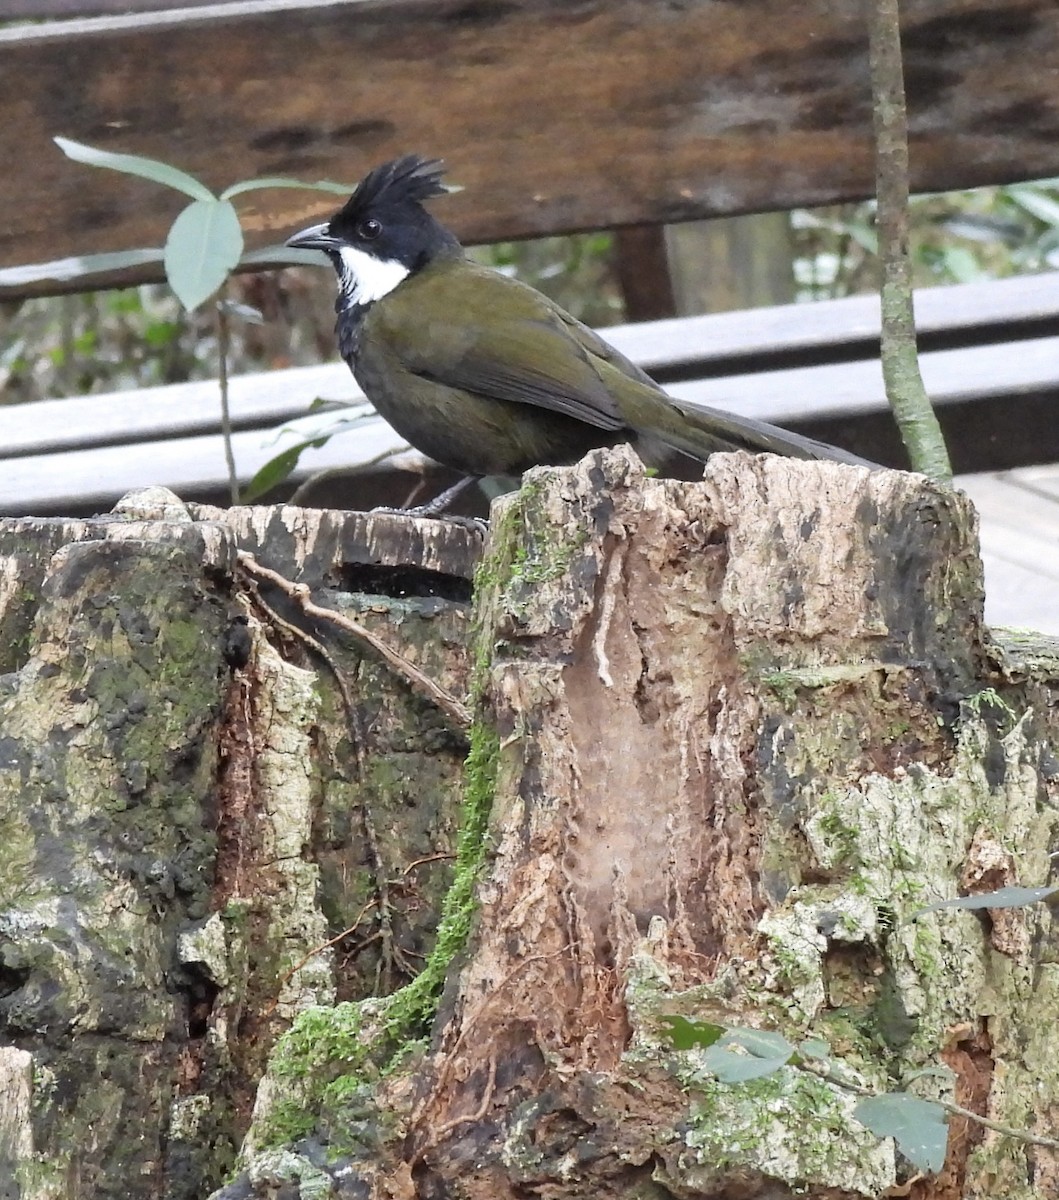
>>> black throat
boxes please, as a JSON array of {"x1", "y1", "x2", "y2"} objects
[{"x1": 334, "y1": 293, "x2": 368, "y2": 366}]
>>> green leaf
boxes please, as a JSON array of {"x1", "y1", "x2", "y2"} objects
[
  {"x1": 0, "y1": 248, "x2": 164, "y2": 288},
  {"x1": 242, "y1": 444, "x2": 309, "y2": 503},
  {"x1": 853, "y1": 1093, "x2": 949, "y2": 1173},
  {"x1": 260, "y1": 405, "x2": 375, "y2": 448},
  {"x1": 702, "y1": 1045, "x2": 790, "y2": 1083},
  {"x1": 723, "y1": 1028, "x2": 796, "y2": 1061},
  {"x1": 246, "y1": 406, "x2": 380, "y2": 500},
  {"x1": 55, "y1": 137, "x2": 214, "y2": 201},
  {"x1": 164, "y1": 198, "x2": 243, "y2": 310},
  {"x1": 916, "y1": 885, "x2": 1059, "y2": 917},
  {"x1": 221, "y1": 176, "x2": 352, "y2": 199},
  {"x1": 658, "y1": 1015, "x2": 726, "y2": 1051},
  {"x1": 798, "y1": 1038, "x2": 831, "y2": 1060}
]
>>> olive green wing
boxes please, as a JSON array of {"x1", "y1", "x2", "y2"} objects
[{"x1": 374, "y1": 260, "x2": 632, "y2": 432}]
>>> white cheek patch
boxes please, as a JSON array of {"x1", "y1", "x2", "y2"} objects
[{"x1": 337, "y1": 246, "x2": 410, "y2": 306}]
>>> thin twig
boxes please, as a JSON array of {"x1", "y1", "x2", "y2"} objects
[
  {"x1": 243, "y1": 576, "x2": 356, "y2": 717},
  {"x1": 261, "y1": 897, "x2": 379, "y2": 1020},
  {"x1": 241, "y1": 557, "x2": 435, "y2": 990},
  {"x1": 934, "y1": 1099, "x2": 1059, "y2": 1152},
  {"x1": 237, "y1": 551, "x2": 472, "y2": 731},
  {"x1": 416, "y1": 1051, "x2": 498, "y2": 1158},
  {"x1": 410, "y1": 944, "x2": 572, "y2": 1150},
  {"x1": 215, "y1": 284, "x2": 240, "y2": 505},
  {"x1": 360, "y1": 797, "x2": 396, "y2": 993},
  {"x1": 402, "y1": 852, "x2": 457, "y2": 877},
  {"x1": 803, "y1": 1058, "x2": 1059, "y2": 1152}
]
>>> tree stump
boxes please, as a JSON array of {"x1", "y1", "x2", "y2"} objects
[
  {"x1": 0, "y1": 453, "x2": 1056, "y2": 1200},
  {"x1": 0, "y1": 491, "x2": 479, "y2": 1199}
]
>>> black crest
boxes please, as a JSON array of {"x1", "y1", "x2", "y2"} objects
[{"x1": 337, "y1": 155, "x2": 449, "y2": 222}]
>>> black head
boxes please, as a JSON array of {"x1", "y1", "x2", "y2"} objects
[{"x1": 286, "y1": 155, "x2": 462, "y2": 310}]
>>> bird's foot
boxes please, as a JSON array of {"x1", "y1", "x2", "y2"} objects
[
  {"x1": 368, "y1": 505, "x2": 487, "y2": 534},
  {"x1": 369, "y1": 475, "x2": 487, "y2": 532}
]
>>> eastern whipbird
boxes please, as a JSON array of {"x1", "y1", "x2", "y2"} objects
[{"x1": 287, "y1": 155, "x2": 868, "y2": 510}]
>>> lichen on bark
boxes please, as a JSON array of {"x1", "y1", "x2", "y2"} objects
[
  {"x1": 0, "y1": 494, "x2": 478, "y2": 1199},
  {"x1": 233, "y1": 448, "x2": 1058, "y2": 1200}
]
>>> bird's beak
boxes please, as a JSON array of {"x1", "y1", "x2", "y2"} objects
[{"x1": 285, "y1": 222, "x2": 340, "y2": 251}]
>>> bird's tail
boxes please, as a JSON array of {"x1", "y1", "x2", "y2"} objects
[{"x1": 659, "y1": 396, "x2": 873, "y2": 467}]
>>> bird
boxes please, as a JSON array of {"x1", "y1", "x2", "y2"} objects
[{"x1": 286, "y1": 155, "x2": 868, "y2": 507}]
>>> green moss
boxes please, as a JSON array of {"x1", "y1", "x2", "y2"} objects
[
  {"x1": 676, "y1": 1065, "x2": 893, "y2": 1191},
  {"x1": 381, "y1": 717, "x2": 499, "y2": 1038},
  {"x1": 762, "y1": 660, "x2": 890, "y2": 700},
  {"x1": 255, "y1": 717, "x2": 500, "y2": 1151},
  {"x1": 809, "y1": 797, "x2": 860, "y2": 866},
  {"x1": 963, "y1": 686, "x2": 1017, "y2": 730},
  {"x1": 476, "y1": 474, "x2": 591, "y2": 619},
  {"x1": 762, "y1": 671, "x2": 800, "y2": 710},
  {"x1": 257, "y1": 1000, "x2": 394, "y2": 1149}
]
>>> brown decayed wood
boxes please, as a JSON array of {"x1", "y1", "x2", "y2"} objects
[
  {"x1": 402, "y1": 447, "x2": 989, "y2": 1195},
  {"x1": 2, "y1": 0, "x2": 1059, "y2": 290}
]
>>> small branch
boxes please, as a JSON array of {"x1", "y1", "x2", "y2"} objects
[
  {"x1": 417, "y1": 1050, "x2": 498, "y2": 1155},
  {"x1": 933, "y1": 1098, "x2": 1059, "y2": 1153},
  {"x1": 866, "y1": 0, "x2": 952, "y2": 483},
  {"x1": 243, "y1": 577, "x2": 356, "y2": 717},
  {"x1": 262, "y1": 897, "x2": 379, "y2": 1021},
  {"x1": 215, "y1": 284, "x2": 240, "y2": 505},
  {"x1": 802, "y1": 1058, "x2": 1059, "y2": 1153},
  {"x1": 240, "y1": 559, "x2": 445, "y2": 988},
  {"x1": 410, "y1": 946, "x2": 571, "y2": 1162},
  {"x1": 402, "y1": 852, "x2": 457, "y2": 877},
  {"x1": 237, "y1": 551, "x2": 472, "y2": 732}
]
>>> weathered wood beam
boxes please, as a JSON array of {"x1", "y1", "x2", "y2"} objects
[
  {"x1": 3, "y1": 0, "x2": 221, "y2": 17},
  {"x1": 2, "y1": 0, "x2": 1059, "y2": 295}
]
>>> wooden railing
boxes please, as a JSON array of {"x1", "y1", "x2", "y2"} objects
[{"x1": 2, "y1": 0, "x2": 1058, "y2": 298}]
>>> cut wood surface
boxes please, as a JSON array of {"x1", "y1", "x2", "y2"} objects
[{"x1": 2, "y1": 0, "x2": 1059, "y2": 292}]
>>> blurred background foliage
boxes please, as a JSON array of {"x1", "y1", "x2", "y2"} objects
[{"x1": 2, "y1": 179, "x2": 1058, "y2": 406}]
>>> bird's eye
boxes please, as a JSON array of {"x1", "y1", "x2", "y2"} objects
[{"x1": 358, "y1": 218, "x2": 383, "y2": 240}]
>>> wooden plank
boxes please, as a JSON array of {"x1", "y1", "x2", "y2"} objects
[
  {"x1": 0, "y1": 418, "x2": 411, "y2": 514},
  {"x1": 957, "y1": 473, "x2": 1059, "y2": 553},
  {"x1": 956, "y1": 471, "x2": 1059, "y2": 634},
  {"x1": 5, "y1": 0, "x2": 221, "y2": 16},
  {"x1": 613, "y1": 271, "x2": 1059, "y2": 378},
  {"x1": 0, "y1": 362, "x2": 358, "y2": 457},
  {"x1": 3, "y1": 328, "x2": 1057, "y2": 503},
  {"x1": 2, "y1": 0, "x2": 1059, "y2": 294},
  {"x1": 991, "y1": 463, "x2": 1059, "y2": 501},
  {"x1": 669, "y1": 335, "x2": 1059, "y2": 424},
  {"x1": 6, "y1": 273, "x2": 1058, "y2": 458},
  {"x1": 977, "y1": 554, "x2": 1059, "y2": 635}
]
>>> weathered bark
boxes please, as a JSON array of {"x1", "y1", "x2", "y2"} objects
[
  {"x1": 227, "y1": 450, "x2": 1059, "y2": 1199},
  {"x1": 1, "y1": 456, "x2": 1058, "y2": 1199},
  {"x1": 0, "y1": 490, "x2": 478, "y2": 1198}
]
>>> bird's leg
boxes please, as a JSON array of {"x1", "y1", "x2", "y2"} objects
[
  {"x1": 417, "y1": 474, "x2": 481, "y2": 515},
  {"x1": 371, "y1": 474, "x2": 485, "y2": 527}
]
